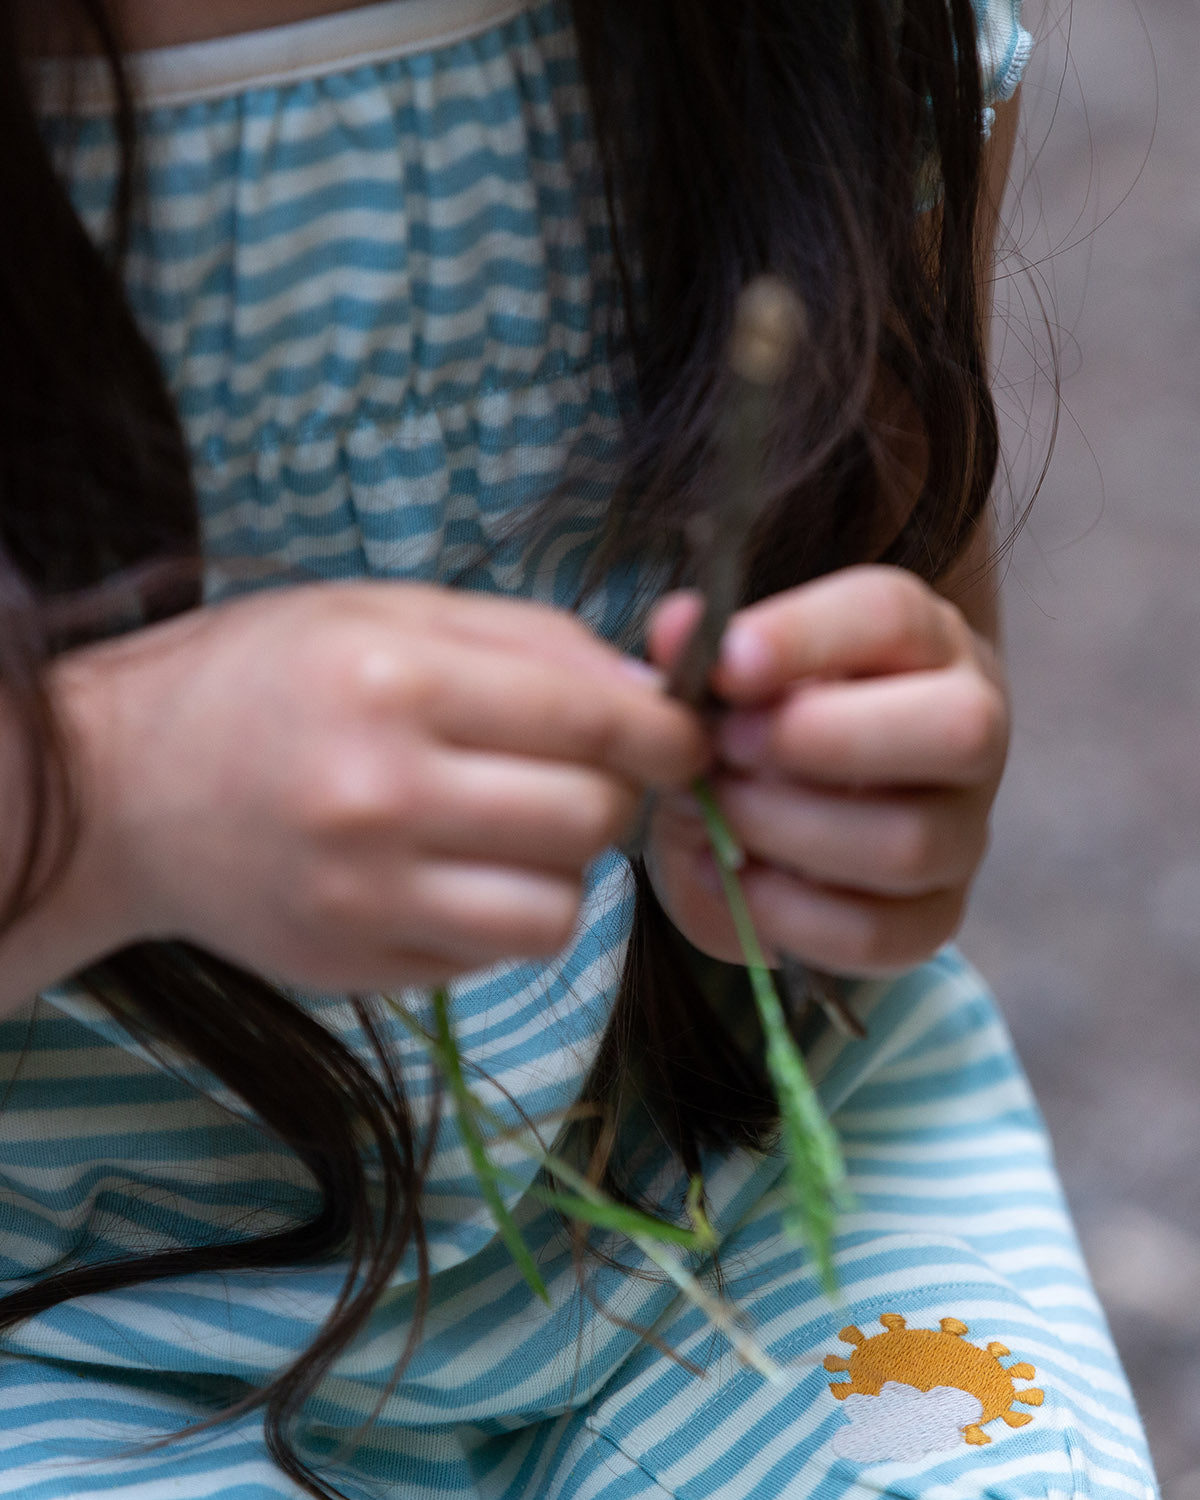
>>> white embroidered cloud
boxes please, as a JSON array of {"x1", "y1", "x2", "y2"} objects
[{"x1": 830, "y1": 1380, "x2": 984, "y2": 1463}]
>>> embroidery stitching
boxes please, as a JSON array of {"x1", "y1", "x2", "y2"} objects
[{"x1": 825, "y1": 1313, "x2": 1045, "y2": 1459}]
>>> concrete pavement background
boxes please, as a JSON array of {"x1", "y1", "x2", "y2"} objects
[{"x1": 959, "y1": 0, "x2": 1200, "y2": 1489}]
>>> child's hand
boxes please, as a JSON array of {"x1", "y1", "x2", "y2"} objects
[
  {"x1": 54, "y1": 584, "x2": 706, "y2": 993},
  {"x1": 644, "y1": 566, "x2": 1009, "y2": 976}
]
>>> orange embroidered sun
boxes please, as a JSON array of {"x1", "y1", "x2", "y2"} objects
[{"x1": 825, "y1": 1314, "x2": 1045, "y2": 1447}]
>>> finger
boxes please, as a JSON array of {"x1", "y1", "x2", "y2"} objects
[
  {"x1": 407, "y1": 751, "x2": 638, "y2": 871},
  {"x1": 717, "y1": 667, "x2": 1008, "y2": 788},
  {"x1": 711, "y1": 567, "x2": 970, "y2": 705},
  {"x1": 340, "y1": 947, "x2": 485, "y2": 992},
  {"x1": 314, "y1": 855, "x2": 588, "y2": 969},
  {"x1": 341, "y1": 582, "x2": 657, "y2": 695},
  {"x1": 290, "y1": 927, "x2": 568, "y2": 994},
  {"x1": 644, "y1": 590, "x2": 705, "y2": 675},
  {"x1": 740, "y1": 863, "x2": 967, "y2": 976},
  {"x1": 244, "y1": 922, "x2": 491, "y2": 995},
  {"x1": 400, "y1": 861, "x2": 585, "y2": 962},
  {"x1": 412, "y1": 644, "x2": 708, "y2": 789},
  {"x1": 400, "y1": 585, "x2": 652, "y2": 686},
  {"x1": 682, "y1": 779, "x2": 990, "y2": 897}
]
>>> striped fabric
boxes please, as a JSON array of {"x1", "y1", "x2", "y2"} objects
[{"x1": 2, "y1": 1, "x2": 1158, "y2": 1496}]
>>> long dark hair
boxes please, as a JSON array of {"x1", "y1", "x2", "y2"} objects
[{"x1": 0, "y1": 1, "x2": 996, "y2": 1495}]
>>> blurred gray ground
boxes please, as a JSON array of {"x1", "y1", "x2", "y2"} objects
[{"x1": 959, "y1": 0, "x2": 1200, "y2": 1489}]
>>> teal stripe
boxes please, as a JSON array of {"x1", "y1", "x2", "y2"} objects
[
  {"x1": 0, "y1": 1163, "x2": 312, "y2": 1223},
  {"x1": 71, "y1": 122, "x2": 591, "y2": 216},
  {"x1": 0, "y1": 1124, "x2": 284, "y2": 1170},
  {"x1": 163, "y1": 292, "x2": 591, "y2": 392},
  {"x1": 180, "y1": 351, "x2": 615, "y2": 444}
]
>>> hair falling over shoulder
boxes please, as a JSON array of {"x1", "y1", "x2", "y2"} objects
[{"x1": 0, "y1": 1, "x2": 997, "y2": 1494}]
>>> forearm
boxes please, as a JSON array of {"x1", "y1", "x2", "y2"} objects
[{"x1": 0, "y1": 873, "x2": 128, "y2": 1018}]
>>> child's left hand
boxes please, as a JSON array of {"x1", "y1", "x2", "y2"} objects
[{"x1": 644, "y1": 566, "x2": 1009, "y2": 976}]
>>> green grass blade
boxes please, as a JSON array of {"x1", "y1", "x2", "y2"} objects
[
  {"x1": 431, "y1": 988, "x2": 551, "y2": 1303},
  {"x1": 384, "y1": 999, "x2": 717, "y2": 1257},
  {"x1": 519, "y1": 1182, "x2": 707, "y2": 1246},
  {"x1": 692, "y1": 780, "x2": 849, "y2": 1296},
  {"x1": 385, "y1": 993, "x2": 784, "y2": 1373},
  {"x1": 686, "y1": 1174, "x2": 714, "y2": 1243},
  {"x1": 387, "y1": 990, "x2": 550, "y2": 1304},
  {"x1": 508, "y1": 1150, "x2": 780, "y2": 1380},
  {"x1": 489, "y1": 1152, "x2": 718, "y2": 1254},
  {"x1": 634, "y1": 1233, "x2": 785, "y2": 1382}
]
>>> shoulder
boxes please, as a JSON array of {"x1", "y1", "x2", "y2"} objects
[{"x1": 974, "y1": 0, "x2": 1035, "y2": 107}]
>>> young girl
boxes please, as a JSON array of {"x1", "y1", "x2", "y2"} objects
[{"x1": 0, "y1": 1, "x2": 1159, "y2": 1497}]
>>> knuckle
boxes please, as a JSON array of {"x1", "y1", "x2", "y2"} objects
[
  {"x1": 356, "y1": 649, "x2": 439, "y2": 720},
  {"x1": 310, "y1": 621, "x2": 439, "y2": 720},
  {"x1": 578, "y1": 781, "x2": 635, "y2": 852},
  {"x1": 857, "y1": 567, "x2": 930, "y2": 649},
  {"x1": 566, "y1": 694, "x2": 624, "y2": 767},
  {"x1": 936, "y1": 594, "x2": 975, "y2": 654},
  {"x1": 944, "y1": 677, "x2": 1008, "y2": 779},
  {"x1": 292, "y1": 747, "x2": 420, "y2": 836}
]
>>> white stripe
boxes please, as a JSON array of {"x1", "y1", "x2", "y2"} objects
[
  {"x1": 842, "y1": 1132, "x2": 1047, "y2": 1164},
  {"x1": 986, "y1": 1244, "x2": 1092, "y2": 1276},
  {"x1": 845, "y1": 1164, "x2": 1057, "y2": 1199},
  {"x1": 836, "y1": 1077, "x2": 1037, "y2": 1131},
  {"x1": 835, "y1": 1206, "x2": 1079, "y2": 1239},
  {"x1": 917, "y1": 1450, "x2": 1081, "y2": 1500},
  {"x1": 38, "y1": 0, "x2": 535, "y2": 113}
]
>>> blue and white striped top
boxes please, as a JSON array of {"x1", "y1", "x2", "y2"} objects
[{"x1": 0, "y1": 3, "x2": 1159, "y2": 1497}]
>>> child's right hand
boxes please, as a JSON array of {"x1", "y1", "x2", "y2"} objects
[{"x1": 50, "y1": 584, "x2": 706, "y2": 992}]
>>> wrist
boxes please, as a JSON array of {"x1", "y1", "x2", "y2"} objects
[
  {"x1": 49, "y1": 643, "x2": 161, "y2": 955},
  {"x1": 0, "y1": 645, "x2": 157, "y2": 1012}
]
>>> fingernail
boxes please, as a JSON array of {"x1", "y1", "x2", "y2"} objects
[
  {"x1": 719, "y1": 711, "x2": 770, "y2": 768},
  {"x1": 618, "y1": 656, "x2": 665, "y2": 688},
  {"x1": 719, "y1": 623, "x2": 772, "y2": 680}
]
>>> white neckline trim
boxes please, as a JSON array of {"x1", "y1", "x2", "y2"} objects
[{"x1": 39, "y1": 0, "x2": 533, "y2": 113}]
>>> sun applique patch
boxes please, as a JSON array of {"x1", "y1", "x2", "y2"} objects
[{"x1": 825, "y1": 1313, "x2": 1045, "y2": 1462}]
